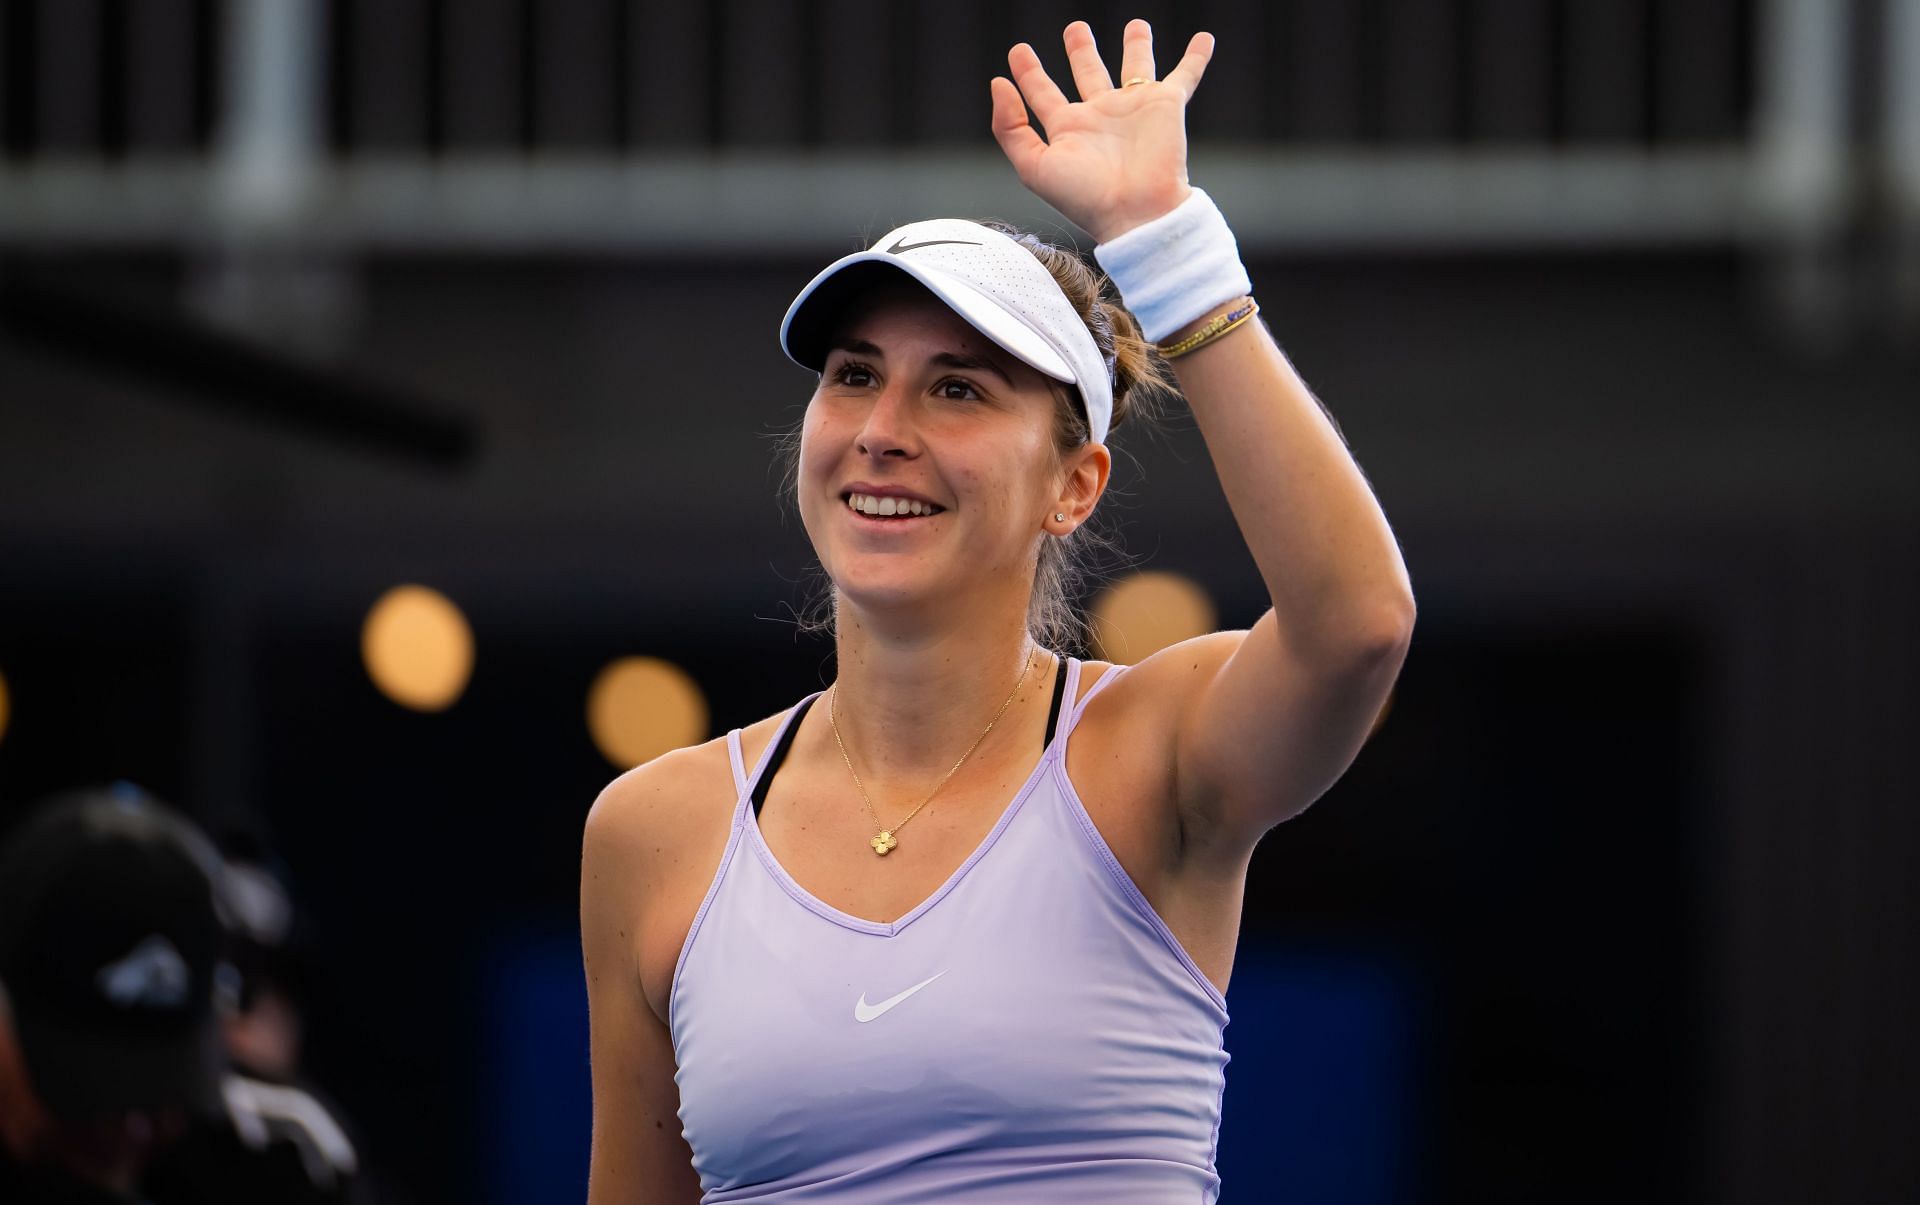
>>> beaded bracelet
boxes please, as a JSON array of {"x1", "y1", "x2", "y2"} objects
[{"x1": 1157, "y1": 298, "x2": 1260, "y2": 359}]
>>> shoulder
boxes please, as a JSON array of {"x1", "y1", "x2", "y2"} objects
[
  {"x1": 584, "y1": 742, "x2": 718, "y2": 886},
  {"x1": 579, "y1": 704, "x2": 802, "y2": 918},
  {"x1": 584, "y1": 738, "x2": 731, "y2": 852},
  {"x1": 582, "y1": 708, "x2": 800, "y2": 1022},
  {"x1": 1077, "y1": 630, "x2": 1248, "y2": 733}
]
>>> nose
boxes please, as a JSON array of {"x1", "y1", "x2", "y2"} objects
[{"x1": 854, "y1": 379, "x2": 920, "y2": 460}]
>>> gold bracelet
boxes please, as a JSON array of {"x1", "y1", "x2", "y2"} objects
[{"x1": 1156, "y1": 298, "x2": 1259, "y2": 359}]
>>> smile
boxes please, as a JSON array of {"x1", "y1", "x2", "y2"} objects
[{"x1": 844, "y1": 492, "x2": 944, "y2": 519}]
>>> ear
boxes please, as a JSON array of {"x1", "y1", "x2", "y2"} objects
[{"x1": 1049, "y1": 442, "x2": 1112, "y2": 533}]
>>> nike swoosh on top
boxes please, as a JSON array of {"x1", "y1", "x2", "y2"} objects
[
  {"x1": 853, "y1": 970, "x2": 947, "y2": 1023},
  {"x1": 886, "y1": 238, "x2": 981, "y2": 254}
]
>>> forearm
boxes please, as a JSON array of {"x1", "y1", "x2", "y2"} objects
[
  {"x1": 987, "y1": 17, "x2": 1413, "y2": 651},
  {"x1": 1166, "y1": 303, "x2": 1415, "y2": 652}
]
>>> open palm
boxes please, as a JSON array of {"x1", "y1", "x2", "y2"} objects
[{"x1": 990, "y1": 19, "x2": 1216, "y2": 243}]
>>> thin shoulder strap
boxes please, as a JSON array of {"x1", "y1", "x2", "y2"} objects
[
  {"x1": 725, "y1": 728, "x2": 750, "y2": 797},
  {"x1": 1063, "y1": 660, "x2": 1131, "y2": 734},
  {"x1": 751, "y1": 695, "x2": 819, "y2": 817}
]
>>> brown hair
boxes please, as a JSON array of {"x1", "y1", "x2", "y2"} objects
[
  {"x1": 776, "y1": 225, "x2": 1180, "y2": 654},
  {"x1": 983, "y1": 222, "x2": 1177, "y2": 653}
]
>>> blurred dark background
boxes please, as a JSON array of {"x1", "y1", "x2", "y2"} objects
[{"x1": 2, "y1": 1, "x2": 1916, "y2": 1202}]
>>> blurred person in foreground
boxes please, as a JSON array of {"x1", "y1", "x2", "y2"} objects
[
  {"x1": 0, "y1": 787, "x2": 364, "y2": 1204},
  {"x1": 142, "y1": 836, "x2": 369, "y2": 1204},
  {"x1": 583, "y1": 15, "x2": 1413, "y2": 1202},
  {"x1": 0, "y1": 787, "x2": 227, "y2": 1203}
]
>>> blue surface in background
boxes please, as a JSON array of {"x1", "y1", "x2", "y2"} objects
[
  {"x1": 480, "y1": 930, "x2": 1419, "y2": 1204},
  {"x1": 1216, "y1": 943, "x2": 1422, "y2": 1203},
  {"x1": 481, "y1": 926, "x2": 593, "y2": 1205}
]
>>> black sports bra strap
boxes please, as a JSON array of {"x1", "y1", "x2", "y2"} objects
[
  {"x1": 755, "y1": 656, "x2": 1068, "y2": 818},
  {"x1": 1042, "y1": 653, "x2": 1069, "y2": 748},
  {"x1": 751, "y1": 695, "x2": 816, "y2": 817}
]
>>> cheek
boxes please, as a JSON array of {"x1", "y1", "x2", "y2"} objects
[
  {"x1": 998, "y1": 436, "x2": 1061, "y2": 513},
  {"x1": 956, "y1": 454, "x2": 1050, "y2": 535},
  {"x1": 796, "y1": 408, "x2": 835, "y2": 489},
  {"x1": 795, "y1": 408, "x2": 844, "y2": 535}
]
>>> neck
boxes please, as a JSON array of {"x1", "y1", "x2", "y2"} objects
[{"x1": 827, "y1": 603, "x2": 1049, "y2": 785}]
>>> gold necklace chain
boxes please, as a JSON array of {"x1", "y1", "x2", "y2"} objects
[{"x1": 829, "y1": 645, "x2": 1037, "y2": 857}]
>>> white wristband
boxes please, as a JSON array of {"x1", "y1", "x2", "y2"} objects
[{"x1": 1092, "y1": 188, "x2": 1254, "y2": 344}]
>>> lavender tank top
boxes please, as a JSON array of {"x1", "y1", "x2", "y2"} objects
[{"x1": 669, "y1": 658, "x2": 1231, "y2": 1202}]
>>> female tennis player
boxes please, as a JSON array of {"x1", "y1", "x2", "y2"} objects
[{"x1": 582, "y1": 17, "x2": 1414, "y2": 1202}]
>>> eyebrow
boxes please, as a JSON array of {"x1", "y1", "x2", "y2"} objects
[
  {"x1": 931, "y1": 351, "x2": 1014, "y2": 388},
  {"x1": 826, "y1": 339, "x2": 1015, "y2": 389}
]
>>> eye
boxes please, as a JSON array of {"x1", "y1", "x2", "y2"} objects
[
  {"x1": 830, "y1": 361, "x2": 877, "y2": 388},
  {"x1": 935, "y1": 377, "x2": 982, "y2": 401}
]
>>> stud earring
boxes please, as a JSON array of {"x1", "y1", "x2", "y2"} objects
[{"x1": 1054, "y1": 512, "x2": 1066, "y2": 523}]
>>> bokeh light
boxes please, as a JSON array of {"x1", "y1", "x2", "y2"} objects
[
  {"x1": 361, "y1": 585, "x2": 475, "y2": 712},
  {"x1": 587, "y1": 657, "x2": 709, "y2": 770},
  {"x1": 1091, "y1": 571, "x2": 1218, "y2": 664}
]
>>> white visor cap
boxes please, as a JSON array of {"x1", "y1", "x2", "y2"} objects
[{"x1": 779, "y1": 218, "x2": 1115, "y2": 446}]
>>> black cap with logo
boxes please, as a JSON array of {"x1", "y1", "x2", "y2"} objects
[{"x1": 0, "y1": 786, "x2": 228, "y2": 1122}]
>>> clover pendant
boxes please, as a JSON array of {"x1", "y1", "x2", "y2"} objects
[{"x1": 870, "y1": 830, "x2": 898, "y2": 856}]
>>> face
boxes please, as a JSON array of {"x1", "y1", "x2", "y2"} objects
[{"x1": 796, "y1": 286, "x2": 1108, "y2": 624}]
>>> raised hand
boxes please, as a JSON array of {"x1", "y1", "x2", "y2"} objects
[{"x1": 989, "y1": 19, "x2": 1215, "y2": 244}]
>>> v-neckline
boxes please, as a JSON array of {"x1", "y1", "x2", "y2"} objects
[{"x1": 741, "y1": 657, "x2": 1077, "y2": 937}]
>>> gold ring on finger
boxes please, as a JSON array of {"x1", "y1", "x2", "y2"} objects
[{"x1": 1122, "y1": 76, "x2": 1153, "y2": 87}]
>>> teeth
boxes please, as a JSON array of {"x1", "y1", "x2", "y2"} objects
[{"x1": 847, "y1": 493, "x2": 938, "y2": 517}]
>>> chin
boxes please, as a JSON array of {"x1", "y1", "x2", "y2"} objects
[{"x1": 829, "y1": 569, "x2": 946, "y2": 615}]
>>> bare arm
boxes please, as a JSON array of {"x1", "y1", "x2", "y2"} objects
[
  {"x1": 1154, "y1": 303, "x2": 1411, "y2": 842},
  {"x1": 581, "y1": 766, "x2": 705, "y2": 1203},
  {"x1": 993, "y1": 19, "x2": 1414, "y2": 848}
]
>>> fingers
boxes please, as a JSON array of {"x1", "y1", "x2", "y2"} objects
[
  {"x1": 1161, "y1": 30, "x2": 1216, "y2": 100},
  {"x1": 1117, "y1": 18, "x2": 1156, "y2": 86},
  {"x1": 1009, "y1": 22, "x2": 1214, "y2": 120},
  {"x1": 1062, "y1": 20, "x2": 1114, "y2": 99},
  {"x1": 989, "y1": 76, "x2": 1047, "y2": 181},
  {"x1": 1006, "y1": 41, "x2": 1071, "y2": 127}
]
